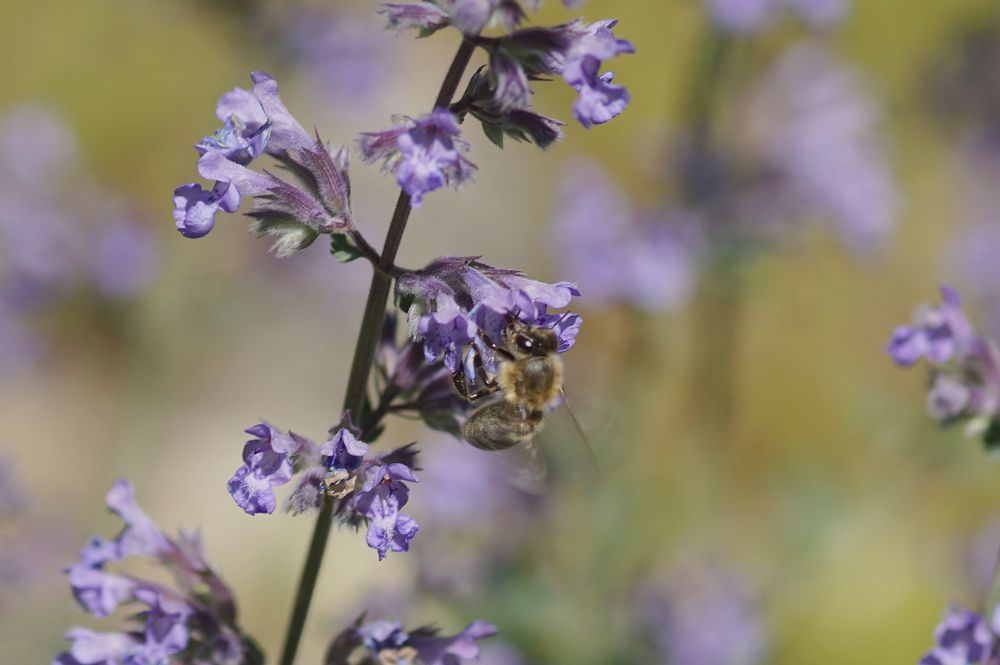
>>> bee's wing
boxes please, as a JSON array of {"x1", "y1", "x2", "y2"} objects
[
  {"x1": 559, "y1": 389, "x2": 601, "y2": 480},
  {"x1": 496, "y1": 438, "x2": 548, "y2": 495}
]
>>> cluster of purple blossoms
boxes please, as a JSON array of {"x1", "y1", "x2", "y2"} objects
[
  {"x1": 54, "y1": 480, "x2": 257, "y2": 665},
  {"x1": 173, "y1": 72, "x2": 357, "y2": 257},
  {"x1": 0, "y1": 105, "x2": 158, "y2": 375},
  {"x1": 227, "y1": 419, "x2": 420, "y2": 560},
  {"x1": 394, "y1": 256, "x2": 581, "y2": 381},
  {"x1": 704, "y1": 0, "x2": 850, "y2": 34},
  {"x1": 324, "y1": 616, "x2": 497, "y2": 665},
  {"x1": 359, "y1": 109, "x2": 477, "y2": 207},
  {"x1": 919, "y1": 606, "x2": 1000, "y2": 665},
  {"x1": 886, "y1": 287, "x2": 1000, "y2": 447}
]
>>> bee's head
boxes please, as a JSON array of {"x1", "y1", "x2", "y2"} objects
[{"x1": 512, "y1": 326, "x2": 558, "y2": 357}]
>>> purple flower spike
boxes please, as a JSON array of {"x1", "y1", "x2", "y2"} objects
[
  {"x1": 409, "y1": 621, "x2": 500, "y2": 664},
  {"x1": 358, "y1": 109, "x2": 476, "y2": 207},
  {"x1": 227, "y1": 423, "x2": 299, "y2": 515}
]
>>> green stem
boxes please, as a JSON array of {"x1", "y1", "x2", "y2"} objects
[{"x1": 275, "y1": 37, "x2": 477, "y2": 665}]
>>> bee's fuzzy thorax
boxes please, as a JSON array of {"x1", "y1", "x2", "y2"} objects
[{"x1": 498, "y1": 354, "x2": 563, "y2": 412}]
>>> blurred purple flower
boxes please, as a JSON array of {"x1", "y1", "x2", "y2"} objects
[
  {"x1": 704, "y1": 0, "x2": 849, "y2": 33},
  {"x1": 945, "y1": 129, "x2": 1000, "y2": 340},
  {"x1": 0, "y1": 103, "x2": 78, "y2": 190},
  {"x1": 920, "y1": 606, "x2": 999, "y2": 665},
  {"x1": 286, "y1": 12, "x2": 392, "y2": 103},
  {"x1": 886, "y1": 287, "x2": 1000, "y2": 444},
  {"x1": 552, "y1": 161, "x2": 704, "y2": 312},
  {"x1": 742, "y1": 43, "x2": 898, "y2": 254},
  {"x1": 91, "y1": 222, "x2": 158, "y2": 299},
  {"x1": 886, "y1": 287, "x2": 976, "y2": 367},
  {"x1": 55, "y1": 480, "x2": 253, "y2": 665},
  {"x1": 704, "y1": 0, "x2": 778, "y2": 33},
  {"x1": 358, "y1": 109, "x2": 476, "y2": 206},
  {"x1": 639, "y1": 562, "x2": 770, "y2": 665}
]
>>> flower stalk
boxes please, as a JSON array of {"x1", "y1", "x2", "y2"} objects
[{"x1": 276, "y1": 37, "x2": 477, "y2": 665}]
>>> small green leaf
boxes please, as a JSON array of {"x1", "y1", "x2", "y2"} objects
[
  {"x1": 983, "y1": 419, "x2": 1000, "y2": 451},
  {"x1": 329, "y1": 233, "x2": 363, "y2": 263}
]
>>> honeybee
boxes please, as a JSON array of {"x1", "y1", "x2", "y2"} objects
[
  {"x1": 454, "y1": 320, "x2": 564, "y2": 451},
  {"x1": 453, "y1": 317, "x2": 597, "y2": 484}
]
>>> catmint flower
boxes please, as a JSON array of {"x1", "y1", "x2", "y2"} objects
[
  {"x1": 55, "y1": 480, "x2": 256, "y2": 665},
  {"x1": 886, "y1": 287, "x2": 1000, "y2": 447},
  {"x1": 175, "y1": 73, "x2": 357, "y2": 255},
  {"x1": 559, "y1": 20, "x2": 634, "y2": 127},
  {"x1": 919, "y1": 606, "x2": 1000, "y2": 665},
  {"x1": 552, "y1": 162, "x2": 704, "y2": 312},
  {"x1": 196, "y1": 71, "x2": 312, "y2": 163},
  {"x1": 228, "y1": 423, "x2": 300, "y2": 515},
  {"x1": 226, "y1": 418, "x2": 421, "y2": 560},
  {"x1": 394, "y1": 256, "x2": 580, "y2": 378},
  {"x1": 638, "y1": 562, "x2": 770, "y2": 665},
  {"x1": 358, "y1": 109, "x2": 476, "y2": 206},
  {"x1": 886, "y1": 287, "x2": 977, "y2": 367},
  {"x1": 325, "y1": 617, "x2": 498, "y2": 665}
]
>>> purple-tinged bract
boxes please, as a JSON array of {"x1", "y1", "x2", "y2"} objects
[{"x1": 325, "y1": 617, "x2": 498, "y2": 665}]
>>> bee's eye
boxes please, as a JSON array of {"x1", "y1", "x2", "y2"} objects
[{"x1": 516, "y1": 334, "x2": 534, "y2": 351}]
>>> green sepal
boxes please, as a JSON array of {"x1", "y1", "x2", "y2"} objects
[{"x1": 247, "y1": 212, "x2": 318, "y2": 258}]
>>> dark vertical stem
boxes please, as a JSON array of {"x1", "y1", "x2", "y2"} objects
[
  {"x1": 681, "y1": 27, "x2": 744, "y2": 448},
  {"x1": 276, "y1": 37, "x2": 477, "y2": 665}
]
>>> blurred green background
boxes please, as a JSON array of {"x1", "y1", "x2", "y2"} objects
[{"x1": 3, "y1": 0, "x2": 1000, "y2": 663}]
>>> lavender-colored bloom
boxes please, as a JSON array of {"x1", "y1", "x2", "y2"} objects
[
  {"x1": 91, "y1": 222, "x2": 158, "y2": 299},
  {"x1": 0, "y1": 103, "x2": 78, "y2": 190},
  {"x1": 552, "y1": 162, "x2": 703, "y2": 312},
  {"x1": 197, "y1": 71, "x2": 312, "y2": 163},
  {"x1": 172, "y1": 180, "x2": 241, "y2": 239},
  {"x1": 359, "y1": 109, "x2": 476, "y2": 206},
  {"x1": 743, "y1": 43, "x2": 897, "y2": 254},
  {"x1": 639, "y1": 562, "x2": 770, "y2": 665},
  {"x1": 887, "y1": 287, "x2": 1000, "y2": 445},
  {"x1": 55, "y1": 480, "x2": 253, "y2": 665},
  {"x1": 320, "y1": 423, "x2": 369, "y2": 474},
  {"x1": 560, "y1": 20, "x2": 634, "y2": 127},
  {"x1": 920, "y1": 606, "x2": 998, "y2": 665},
  {"x1": 351, "y1": 461, "x2": 420, "y2": 560},
  {"x1": 885, "y1": 287, "x2": 976, "y2": 367},
  {"x1": 228, "y1": 423, "x2": 299, "y2": 515}
]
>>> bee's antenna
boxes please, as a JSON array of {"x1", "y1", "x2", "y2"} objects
[{"x1": 560, "y1": 388, "x2": 601, "y2": 481}]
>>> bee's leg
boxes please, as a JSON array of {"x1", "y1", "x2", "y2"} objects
[
  {"x1": 452, "y1": 369, "x2": 500, "y2": 402},
  {"x1": 477, "y1": 330, "x2": 515, "y2": 361}
]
